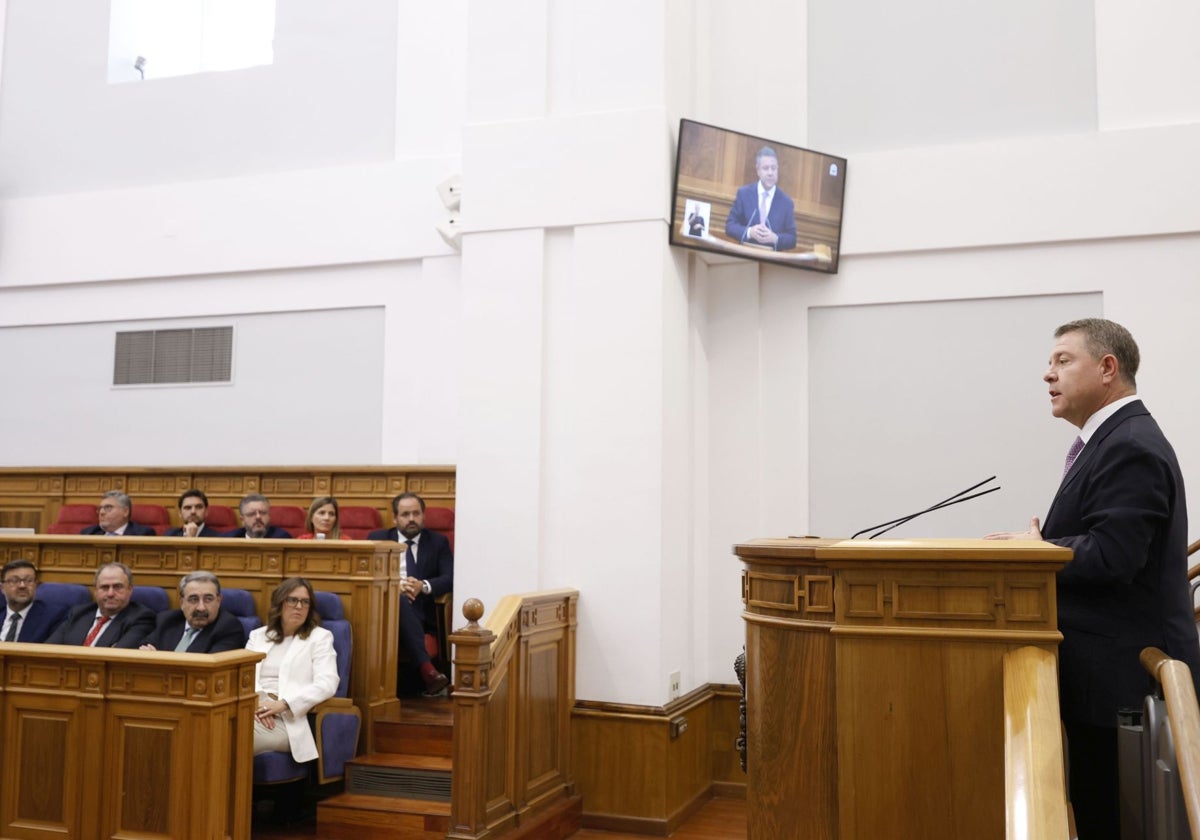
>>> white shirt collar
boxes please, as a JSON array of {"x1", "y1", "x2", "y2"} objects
[{"x1": 1079, "y1": 394, "x2": 1140, "y2": 443}]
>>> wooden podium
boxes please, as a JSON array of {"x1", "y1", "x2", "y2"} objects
[{"x1": 736, "y1": 537, "x2": 1071, "y2": 840}]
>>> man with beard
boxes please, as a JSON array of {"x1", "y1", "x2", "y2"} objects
[
  {"x1": 164, "y1": 489, "x2": 222, "y2": 537},
  {"x1": 1, "y1": 560, "x2": 70, "y2": 643},
  {"x1": 139, "y1": 570, "x2": 247, "y2": 653},
  {"x1": 45, "y1": 562, "x2": 156, "y2": 648},
  {"x1": 223, "y1": 493, "x2": 292, "y2": 539},
  {"x1": 369, "y1": 492, "x2": 454, "y2": 695}
]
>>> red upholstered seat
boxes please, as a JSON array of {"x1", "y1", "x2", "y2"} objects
[
  {"x1": 131, "y1": 504, "x2": 170, "y2": 535},
  {"x1": 268, "y1": 505, "x2": 306, "y2": 537},
  {"x1": 424, "y1": 506, "x2": 455, "y2": 552},
  {"x1": 47, "y1": 504, "x2": 98, "y2": 534},
  {"x1": 205, "y1": 504, "x2": 238, "y2": 532},
  {"x1": 338, "y1": 506, "x2": 382, "y2": 540}
]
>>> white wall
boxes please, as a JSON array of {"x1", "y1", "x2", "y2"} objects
[{"x1": 4, "y1": 1, "x2": 1200, "y2": 707}]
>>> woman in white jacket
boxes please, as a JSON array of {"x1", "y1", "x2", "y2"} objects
[{"x1": 246, "y1": 576, "x2": 339, "y2": 762}]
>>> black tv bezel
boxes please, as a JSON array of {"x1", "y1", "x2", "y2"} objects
[{"x1": 668, "y1": 118, "x2": 848, "y2": 275}]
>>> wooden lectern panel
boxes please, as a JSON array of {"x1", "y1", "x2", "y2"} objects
[{"x1": 737, "y1": 538, "x2": 1070, "y2": 840}]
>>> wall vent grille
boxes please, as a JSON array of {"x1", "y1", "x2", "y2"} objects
[{"x1": 113, "y1": 327, "x2": 233, "y2": 385}]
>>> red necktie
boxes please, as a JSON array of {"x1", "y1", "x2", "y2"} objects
[{"x1": 83, "y1": 615, "x2": 110, "y2": 646}]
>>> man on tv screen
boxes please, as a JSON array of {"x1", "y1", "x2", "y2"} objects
[{"x1": 724, "y1": 146, "x2": 797, "y2": 251}]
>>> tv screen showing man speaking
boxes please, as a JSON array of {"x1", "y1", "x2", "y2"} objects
[{"x1": 669, "y1": 119, "x2": 848, "y2": 274}]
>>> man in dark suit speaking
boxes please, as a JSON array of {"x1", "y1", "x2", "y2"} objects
[
  {"x1": 724, "y1": 145, "x2": 797, "y2": 251},
  {"x1": 139, "y1": 570, "x2": 246, "y2": 653},
  {"x1": 368, "y1": 492, "x2": 454, "y2": 695},
  {"x1": 987, "y1": 318, "x2": 1200, "y2": 840}
]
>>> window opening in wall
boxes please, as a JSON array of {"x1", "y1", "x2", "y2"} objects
[
  {"x1": 107, "y1": 0, "x2": 276, "y2": 84},
  {"x1": 114, "y1": 327, "x2": 233, "y2": 386}
]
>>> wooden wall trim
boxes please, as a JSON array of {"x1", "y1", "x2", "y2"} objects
[{"x1": 572, "y1": 683, "x2": 746, "y2": 831}]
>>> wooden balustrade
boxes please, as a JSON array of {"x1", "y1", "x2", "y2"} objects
[
  {"x1": 0, "y1": 533, "x2": 402, "y2": 750},
  {"x1": 448, "y1": 590, "x2": 580, "y2": 839},
  {"x1": 1140, "y1": 646, "x2": 1200, "y2": 839},
  {"x1": 0, "y1": 644, "x2": 262, "y2": 840},
  {"x1": 1002, "y1": 646, "x2": 1069, "y2": 840}
]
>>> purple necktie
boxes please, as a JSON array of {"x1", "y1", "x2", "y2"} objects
[{"x1": 1062, "y1": 436, "x2": 1084, "y2": 479}]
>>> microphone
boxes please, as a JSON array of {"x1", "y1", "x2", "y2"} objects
[
  {"x1": 740, "y1": 204, "x2": 759, "y2": 243},
  {"x1": 851, "y1": 476, "x2": 1000, "y2": 540}
]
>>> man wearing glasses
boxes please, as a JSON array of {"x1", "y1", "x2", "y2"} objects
[
  {"x1": 81, "y1": 490, "x2": 155, "y2": 536},
  {"x1": 139, "y1": 571, "x2": 247, "y2": 653},
  {"x1": 222, "y1": 493, "x2": 292, "y2": 539},
  {"x1": 0, "y1": 560, "x2": 70, "y2": 643}
]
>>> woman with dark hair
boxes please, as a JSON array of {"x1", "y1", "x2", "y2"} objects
[
  {"x1": 298, "y1": 496, "x2": 348, "y2": 540},
  {"x1": 246, "y1": 577, "x2": 338, "y2": 761}
]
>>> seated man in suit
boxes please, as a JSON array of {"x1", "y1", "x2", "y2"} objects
[
  {"x1": 1, "y1": 559, "x2": 70, "y2": 643},
  {"x1": 222, "y1": 493, "x2": 292, "y2": 539},
  {"x1": 81, "y1": 490, "x2": 156, "y2": 536},
  {"x1": 724, "y1": 145, "x2": 797, "y2": 251},
  {"x1": 164, "y1": 489, "x2": 222, "y2": 537},
  {"x1": 139, "y1": 570, "x2": 246, "y2": 652},
  {"x1": 46, "y1": 561, "x2": 156, "y2": 648},
  {"x1": 368, "y1": 492, "x2": 453, "y2": 695}
]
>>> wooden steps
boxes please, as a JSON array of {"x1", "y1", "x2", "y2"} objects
[{"x1": 317, "y1": 696, "x2": 454, "y2": 839}]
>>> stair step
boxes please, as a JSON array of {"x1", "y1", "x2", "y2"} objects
[
  {"x1": 373, "y1": 719, "x2": 454, "y2": 757},
  {"x1": 318, "y1": 793, "x2": 450, "y2": 840},
  {"x1": 352, "y1": 752, "x2": 452, "y2": 772},
  {"x1": 346, "y1": 752, "x2": 452, "y2": 801}
]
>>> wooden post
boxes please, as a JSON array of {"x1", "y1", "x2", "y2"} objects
[{"x1": 448, "y1": 598, "x2": 496, "y2": 839}]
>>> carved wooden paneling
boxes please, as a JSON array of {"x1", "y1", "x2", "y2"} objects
[
  {"x1": 736, "y1": 537, "x2": 1071, "y2": 840},
  {"x1": 450, "y1": 590, "x2": 578, "y2": 840},
  {"x1": 0, "y1": 647, "x2": 260, "y2": 840},
  {"x1": 0, "y1": 466, "x2": 456, "y2": 533}
]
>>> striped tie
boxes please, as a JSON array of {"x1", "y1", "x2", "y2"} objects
[{"x1": 1062, "y1": 436, "x2": 1084, "y2": 479}]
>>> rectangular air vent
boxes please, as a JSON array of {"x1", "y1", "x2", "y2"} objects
[{"x1": 113, "y1": 327, "x2": 233, "y2": 385}]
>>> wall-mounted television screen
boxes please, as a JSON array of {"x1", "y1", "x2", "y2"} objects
[{"x1": 669, "y1": 119, "x2": 847, "y2": 274}]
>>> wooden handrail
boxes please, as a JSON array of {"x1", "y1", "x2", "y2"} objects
[
  {"x1": 449, "y1": 589, "x2": 579, "y2": 839},
  {"x1": 1140, "y1": 646, "x2": 1200, "y2": 839},
  {"x1": 1003, "y1": 646, "x2": 1070, "y2": 840}
]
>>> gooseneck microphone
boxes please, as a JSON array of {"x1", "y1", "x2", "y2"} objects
[{"x1": 851, "y1": 476, "x2": 1000, "y2": 540}]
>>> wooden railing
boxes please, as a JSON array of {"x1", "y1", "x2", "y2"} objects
[
  {"x1": 1140, "y1": 646, "x2": 1200, "y2": 838},
  {"x1": 1003, "y1": 646, "x2": 1070, "y2": 840},
  {"x1": 448, "y1": 590, "x2": 580, "y2": 839}
]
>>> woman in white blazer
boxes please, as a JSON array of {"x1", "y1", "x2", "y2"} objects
[{"x1": 246, "y1": 577, "x2": 339, "y2": 762}]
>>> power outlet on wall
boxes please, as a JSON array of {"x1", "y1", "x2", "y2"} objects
[{"x1": 668, "y1": 670, "x2": 681, "y2": 700}]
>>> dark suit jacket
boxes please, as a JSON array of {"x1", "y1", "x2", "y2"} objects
[
  {"x1": 163, "y1": 524, "x2": 223, "y2": 537},
  {"x1": 366, "y1": 527, "x2": 453, "y2": 626},
  {"x1": 44, "y1": 601, "x2": 157, "y2": 648},
  {"x1": 724, "y1": 182, "x2": 797, "y2": 251},
  {"x1": 80, "y1": 522, "x2": 156, "y2": 536},
  {"x1": 219, "y1": 526, "x2": 292, "y2": 539},
  {"x1": 0, "y1": 599, "x2": 71, "y2": 643},
  {"x1": 141, "y1": 608, "x2": 247, "y2": 653},
  {"x1": 1043, "y1": 399, "x2": 1200, "y2": 727}
]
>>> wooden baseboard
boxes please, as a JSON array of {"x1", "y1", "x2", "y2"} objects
[
  {"x1": 504, "y1": 794, "x2": 582, "y2": 840},
  {"x1": 572, "y1": 684, "x2": 744, "y2": 828}
]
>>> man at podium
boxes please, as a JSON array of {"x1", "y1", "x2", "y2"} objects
[{"x1": 987, "y1": 318, "x2": 1200, "y2": 840}]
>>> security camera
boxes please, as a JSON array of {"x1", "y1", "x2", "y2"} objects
[
  {"x1": 436, "y1": 212, "x2": 462, "y2": 250},
  {"x1": 437, "y1": 175, "x2": 462, "y2": 211}
]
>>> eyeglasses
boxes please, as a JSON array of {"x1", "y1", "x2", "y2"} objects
[
  {"x1": 97, "y1": 504, "x2": 122, "y2": 512},
  {"x1": 284, "y1": 596, "x2": 311, "y2": 608},
  {"x1": 2, "y1": 577, "x2": 36, "y2": 588}
]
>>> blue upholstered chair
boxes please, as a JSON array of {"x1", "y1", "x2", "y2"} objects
[
  {"x1": 130, "y1": 585, "x2": 169, "y2": 614},
  {"x1": 34, "y1": 582, "x2": 93, "y2": 611},
  {"x1": 252, "y1": 591, "x2": 361, "y2": 787},
  {"x1": 220, "y1": 588, "x2": 262, "y2": 637}
]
